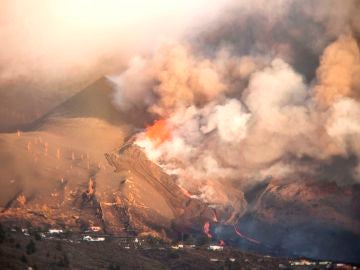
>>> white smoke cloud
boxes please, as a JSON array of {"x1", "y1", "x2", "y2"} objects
[
  {"x1": 108, "y1": 0, "x2": 360, "y2": 209},
  {"x1": 115, "y1": 43, "x2": 360, "y2": 209},
  {"x1": 326, "y1": 98, "x2": 360, "y2": 155},
  {"x1": 200, "y1": 99, "x2": 250, "y2": 143}
]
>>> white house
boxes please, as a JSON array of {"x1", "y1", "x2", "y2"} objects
[
  {"x1": 171, "y1": 244, "x2": 184, "y2": 250},
  {"x1": 49, "y1": 229, "x2": 63, "y2": 234},
  {"x1": 289, "y1": 259, "x2": 316, "y2": 266},
  {"x1": 208, "y1": 245, "x2": 224, "y2": 251},
  {"x1": 21, "y1": 228, "x2": 30, "y2": 236},
  {"x1": 82, "y1": 235, "x2": 105, "y2": 242}
]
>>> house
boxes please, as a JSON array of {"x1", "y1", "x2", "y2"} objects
[
  {"x1": 89, "y1": 226, "x2": 101, "y2": 232},
  {"x1": 82, "y1": 235, "x2": 105, "y2": 242},
  {"x1": 289, "y1": 259, "x2": 316, "y2": 266},
  {"x1": 208, "y1": 245, "x2": 224, "y2": 251},
  {"x1": 48, "y1": 229, "x2": 63, "y2": 234},
  {"x1": 171, "y1": 244, "x2": 184, "y2": 249},
  {"x1": 21, "y1": 228, "x2": 30, "y2": 236}
]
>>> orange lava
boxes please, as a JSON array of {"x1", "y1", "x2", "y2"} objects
[
  {"x1": 145, "y1": 119, "x2": 172, "y2": 146},
  {"x1": 203, "y1": 221, "x2": 212, "y2": 238},
  {"x1": 179, "y1": 186, "x2": 192, "y2": 198},
  {"x1": 88, "y1": 178, "x2": 94, "y2": 195},
  {"x1": 234, "y1": 224, "x2": 260, "y2": 244}
]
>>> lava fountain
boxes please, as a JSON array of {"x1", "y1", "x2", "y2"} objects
[{"x1": 145, "y1": 119, "x2": 172, "y2": 146}]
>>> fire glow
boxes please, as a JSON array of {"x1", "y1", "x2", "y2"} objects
[
  {"x1": 179, "y1": 185, "x2": 192, "y2": 198},
  {"x1": 203, "y1": 221, "x2": 212, "y2": 238},
  {"x1": 145, "y1": 119, "x2": 172, "y2": 146}
]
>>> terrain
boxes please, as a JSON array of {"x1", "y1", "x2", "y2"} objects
[
  {"x1": 0, "y1": 78, "x2": 360, "y2": 267},
  {"x1": 1, "y1": 225, "x2": 358, "y2": 270},
  {"x1": 0, "y1": 78, "x2": 219, "y2": 241}
]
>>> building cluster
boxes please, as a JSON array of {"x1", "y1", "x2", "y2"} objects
[{"x1": 15, "y1": 226, "x2": 358, "y2": 269}]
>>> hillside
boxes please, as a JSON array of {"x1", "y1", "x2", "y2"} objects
[
  {"x1": 0, "y1": 77, "x2": 360, "y2": 264},
  {"x1": 0, "y1": 77, "x2": 217, "y2": 241}
]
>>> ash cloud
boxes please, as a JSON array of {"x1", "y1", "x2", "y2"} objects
[{"x1": 110, "y1": 0, "x2": 360, "y2": 207}]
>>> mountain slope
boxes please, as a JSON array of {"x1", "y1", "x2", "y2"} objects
[
  {"x1": 1, "y1": 77, "x2": 360, "y2": 263},
  {"x1": 0, "y1": 77, "x2": 216, "y2": 241},
  {"x1": 29, "y1": 77, "x2": 150, "y2": 131}
]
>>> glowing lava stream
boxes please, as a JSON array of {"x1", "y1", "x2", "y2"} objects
[
  {"x1": 144, "y1": 119, "x2": 259, "y2": 245},
  {"x1": 233, "y1": 224, "x2": 260, "y2": 244},
  {"x1": 203, "y1": 221, "x2": 212, "y2": 238},
  {"x1": 179, "y1": 186, "x2": 192, "y2": 198}
]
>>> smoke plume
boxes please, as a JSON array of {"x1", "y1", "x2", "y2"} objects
[{"x1": 110, "y1": 0, "x2": 360, "y2": 209}]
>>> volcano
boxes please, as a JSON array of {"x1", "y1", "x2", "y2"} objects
[
  {"x1": 0, "y1": 78, "x2": 360, "y2": 264},
  {"x1": 0, "y1": 78, "x2": 224, "y2": 240}
]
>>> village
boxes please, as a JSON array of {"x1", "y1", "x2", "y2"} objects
[
  {"x1": 8, "y1": 225, "x2": 357, "y2": 270},
  {"x1": 19, "y1": 225, "x2": 227, "y2": 250}
]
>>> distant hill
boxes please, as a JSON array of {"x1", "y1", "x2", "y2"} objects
[
  {"x1": 26, "y1": 77, "x2": 150, "y2": 132},
  {"x1": 0, "y1": 77, "x2": 96, "y2": 133}
]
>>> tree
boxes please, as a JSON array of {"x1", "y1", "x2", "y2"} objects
[
  {"x1": 20, "y1": 254, "x2": 27, "y2": 263},
  {"x1": 34, "y1": 232, "x2": 42, "y2": 241},
  {"x1": 57, "y1": 254, "x2": 70, "y2": 267},
  {"x1": 108, "y1": 263, "x2": 121, "y2": 270},
  {"x1": 26, "y1": 240, "x2": 36, "y2": 254},
  {"x1": 0, "y1": 224, "x2": 6, "y2": 243},
  {"x1": 195, "y1": 235, "x2": 210, "y2": 246},
  {"x1": 184, "y1": 234, "x2": 195, "y2": 245},
  {"x1": 56, "y1": 242, "x2": 62, "y2": 251},
  {"x1": 168, "y1": 251, "x2": 179, "y2": 259}
]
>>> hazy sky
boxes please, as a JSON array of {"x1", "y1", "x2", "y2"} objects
[
  {"x1": 0, "y1": 0, "x2": 227, "y2": 87},
  {"x1": 0, "y1": 0, "x2": 228, "y2": 129}
]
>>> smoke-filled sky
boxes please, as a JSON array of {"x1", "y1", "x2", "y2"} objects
[
  {"x1": 0, "y1": 0, "x2": 226, "y2": 130},
  {"x1": 108, "y1": 0, "x2": 360, "y2": 206},
  {"x1": 0, "y1": 0, "x2": 225, "y2": 83}
]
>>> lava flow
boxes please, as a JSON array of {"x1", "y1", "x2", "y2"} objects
[
  {"x1": 233, "y1": 224, "x2": 260, "y2": 244},
  {"x1": 203, "y1": 221, "x2": 212, "y2": 238},
  {"x1": 179, "y1": 185, "x2": 192, "y2": 198}
]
